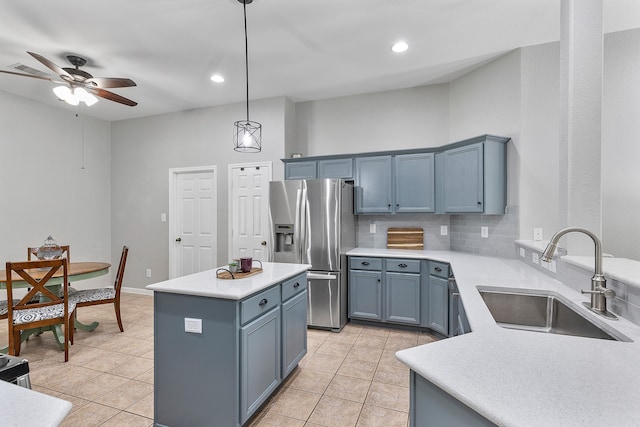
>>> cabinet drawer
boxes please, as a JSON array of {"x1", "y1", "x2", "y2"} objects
[
  {"x1": 241, "y1": 286, "x2": 281, "y2": 325},
  {"x1": 385, "y1": 259, "x2": 421, "y2": 274},
  {"x1": 349, "y1": 257, "x2": 382, "y2": 271},
  {"x1": 281, "y1": 273, "x2": 307, "y2": 302},
  {"x1": 429, "y1": 261, "x2": 450, "y2": 278}
]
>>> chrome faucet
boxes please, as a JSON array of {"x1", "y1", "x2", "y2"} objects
[{"x1": 540, "y1": 227, "x2": 617, "y2": 319}]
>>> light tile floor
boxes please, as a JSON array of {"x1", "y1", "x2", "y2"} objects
[{"x1": 0, "y1": 293, "x2": 439, "y2": 427}]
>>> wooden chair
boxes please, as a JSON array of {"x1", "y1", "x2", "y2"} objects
[
  {"x1": 70, "y1": 246, "x2": 128, "y2": 332},
  {"x1": 5, "y1": 258, "x2": 75, "y2": 362}
]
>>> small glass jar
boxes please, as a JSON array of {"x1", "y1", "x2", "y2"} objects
[{"x1": 37, "y1": 235, "x2": 63, "y2": 260}]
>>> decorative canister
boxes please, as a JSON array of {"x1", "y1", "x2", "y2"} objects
[{"x1": 37, "y1": 235, "x2": 63, "y2": 260}]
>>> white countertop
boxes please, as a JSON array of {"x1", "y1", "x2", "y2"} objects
[
  {"x1": 146, "y1": 262, "x2": 311, "y2": 300},
  {"x1": 347, "y1": 248, "x2": 640, "y2": 427},
  {"x1": 0, "y1": 380, "x2": 72, "y2": 427}
]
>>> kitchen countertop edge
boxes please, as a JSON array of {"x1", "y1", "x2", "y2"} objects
[{"x1": 347, "y1": 248, "x2": 640, "y2": 427}]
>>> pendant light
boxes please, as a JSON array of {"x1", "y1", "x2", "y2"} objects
[{"x1": 233, "y1": 0, "x2": 262, "y2": 153}]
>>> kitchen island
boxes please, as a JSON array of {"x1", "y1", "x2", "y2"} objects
[
  {"x1": 347, "y1": 248, "x2": 640, "y2": 427},
  {"x1": 147, "y1": 262, "x2": 310, "y2": 427}
]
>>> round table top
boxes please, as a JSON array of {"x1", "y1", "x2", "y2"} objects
[{"x1": 0, "y1": 261, "x2": 111, "y2": 283}]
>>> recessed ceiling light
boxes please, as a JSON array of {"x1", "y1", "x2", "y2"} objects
[
  {"x1": 210, "y1": 74, "x2": 225, "y2": 83},
  {"x1": 391, "y1": 41, "x2": 409, "y2": 53}
]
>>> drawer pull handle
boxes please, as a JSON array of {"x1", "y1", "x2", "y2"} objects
[
  {"x1": 398, "y1": 263, "x2": 408, "y2": 268},
  {"x1": 362, "y1": 261, "x2": 370, "y2": 266},
  {"x1": 293, "y1": 282, "x2": 300, "y2": 288},
  {"x1": 259, "y1": 298, "x2": 268, "y2": 306},
  {"x1": 435, "y1": 267, "x2": 442, "y2": 272}
]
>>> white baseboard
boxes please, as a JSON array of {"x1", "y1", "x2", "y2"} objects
[{"x1": 122, "y1": 286, "x2": 154, "y2": 296}]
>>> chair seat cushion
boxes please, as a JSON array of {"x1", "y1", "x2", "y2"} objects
[
  {"x1": 12, "y1": 302, "x2": 76, "y2": 325},
  {"x1": 70, "y1": 288, "x2": 116, "y2": 304},
  {"x1": 0, "y1": 300, "x2": 21, "y2": 317}
]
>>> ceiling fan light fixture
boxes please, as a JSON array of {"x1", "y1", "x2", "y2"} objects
[
  {"x1": 53, "y1": 85, "x2": 98, "y2": 106},
  {"x1": 233, "y1": 0, "x2": 262, "y2": 153},
  {"x1": 75, "y1": 87, "x2": 98, "y2": 106}
]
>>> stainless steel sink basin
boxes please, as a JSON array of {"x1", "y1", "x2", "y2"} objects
[{"x1": 478, "y1": 288, "x2": 630, "y2": 342}]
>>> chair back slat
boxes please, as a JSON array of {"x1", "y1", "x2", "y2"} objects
[
  {"x1": 114, "y1": 246, "x2": 129, "y2": 291},
  {"x1": 27, "y1": 245, "x2": 70, "y2": 262}
]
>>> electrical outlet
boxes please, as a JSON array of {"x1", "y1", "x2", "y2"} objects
[
  {"x1": 532, "y1": 253, "x2": 539, "y2": 265},
  {"x1": 481, "y1": 226, "x2": 489, "y2": 238},
  {"x1": 161, "y1": 213, "x2": 167, "y2": 222},
  {"x1": 146, "y1": 268, "x2": 151, "y2": 278},
  {"x1": 440, "y1": 225, "x2": 448, "y2": 236},
  {"x1": 549, "y1": 260, "x2": 557, "y2": 273},
  {"x1": 533, "y1": 228, "x2": 543, "y2": 241},
  {"x1": 519, "y1": 248, "x2": 525, "y2": 258},
  {"x1": 184, "y1": 318, "x2": 202, "y2": 334},
  {"x1": 370, "y1": 223, "x2": 376, "y2": 233}
]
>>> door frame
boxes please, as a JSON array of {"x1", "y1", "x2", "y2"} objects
[
  {"x1": 227, "y1": 161, "x2": 273, "y2": 262},
  {"x1": 169, "y1": 165, "x2": 218, "y2": 279}
]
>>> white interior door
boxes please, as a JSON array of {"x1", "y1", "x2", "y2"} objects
[
  {"x1": 229, "y1": 162, "x2": 272, "y2": 262},
  {"x1": 170, "y1": 166, "x2": 217, "y2": 278}
]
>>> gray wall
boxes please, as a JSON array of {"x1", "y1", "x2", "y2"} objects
[
  {"x1": 110, "y1": 97, "x2": 287, "y2": 287},
  {"x1": 0, "y1": 90, "x2": 112, "y2": 289}
]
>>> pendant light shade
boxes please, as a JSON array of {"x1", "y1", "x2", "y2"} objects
[{"x1": 233, "y1": 0, "x2": 262, "y2": 153}]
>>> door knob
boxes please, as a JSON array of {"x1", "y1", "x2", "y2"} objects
[
  {"x1": 175, "y1": 237, "x2": 182, "y2": 242},
  {"x1": 261, "y1": 241, "x2": 267, "y2": 246}
]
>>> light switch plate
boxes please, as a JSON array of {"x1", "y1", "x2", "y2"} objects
[
  {"x1": 146, "y1": 268, "x2": 151, "y2": 278},
  {"x1": 441, "y1": 225, "x2": 448, "y2": 236},
  {"x1": 532, "y1": 253, "x2": 539, "y2": 264},
  {"x1": 185, "y1": 318, "x2": 202, "y2": 334},
  {"x1": 481, "y1": 226, "x2": 489, "y2": 238},
  {"x1": 370, "y1": 223, "x2": 376, "y2": 234},
  {"x1": 519, "y1": 248, "x2": 525, "y2": 258},
  {"x1": 161, "y1": 213, "x2": 167, "y2": 222}
]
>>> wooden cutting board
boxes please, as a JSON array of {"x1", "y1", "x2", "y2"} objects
[{"x1": 387, "y1": 228, "x2": 424, "y2": 250}]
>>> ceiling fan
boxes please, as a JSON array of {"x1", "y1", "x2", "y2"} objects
[{"x1": 0, "y1": 51, "x2": 137, "y2": 106}]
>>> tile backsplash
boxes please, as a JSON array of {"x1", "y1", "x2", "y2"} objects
[{"x1": 355, "y1": 206, "x2": 519, "y2": 258}]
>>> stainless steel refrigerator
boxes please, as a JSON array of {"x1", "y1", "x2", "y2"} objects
[{"x1": 269, "y1": 179, "x2": 355, "y2": 331}]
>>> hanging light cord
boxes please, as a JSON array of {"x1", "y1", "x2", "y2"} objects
[{"x1": 243, "y1": 0, "x2": 250, "y2": 122}]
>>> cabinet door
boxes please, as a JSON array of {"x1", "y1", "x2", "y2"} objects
[
  {"x1": 240, "y1": 307, "x2": 281, "y2": 424},
  {"x1": 349, "y1": 270, "x2": 383, "y2": 320},
  {"x1": 443, "y1": 142, "x2": 484, "y2": 212},
  {"x1": 385, "y1": 272, "x2": 421, "y2": 325},
  {"x1": 428, "y1": 276, "x2": 449, "y2": 335},
  {"x1": 355, "y1": 156, "x2": 393, "y2": 214},
  {"x1": 395, "y1": 153, "x2": 435, "y2": 213},
  {"x1": 285, "y1": 161, "x2": 317, "y2": 179},
  {"x1": 318, "y1": 158, "x2": 353, "y2": 179},
  {"x1": 282, "y1": 291, "x2": 308, "y2": 377}
]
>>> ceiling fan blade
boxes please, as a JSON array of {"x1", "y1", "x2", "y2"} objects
[
  {"x1": 85, "y1": 77, "x2": 137, "y2": 88},
  {"x1": 89, "y1": 87, "x2": 137, "y2": 106},
  {"x1": 0, "y1": 69, "x2": 54, "y2": 81},
  {"x1": 27, "y1": 51, "x2": 73, "y2": 80}
]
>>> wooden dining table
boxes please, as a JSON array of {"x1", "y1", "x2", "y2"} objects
[{"x1": 0, "y1": 261, "x2": 111, "y2": 352}]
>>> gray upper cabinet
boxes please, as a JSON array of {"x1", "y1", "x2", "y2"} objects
[
  {"x1": 318, "y1": 158, "x2": 354, "y2": 179},
  {"x1": 442, "y1": 142, "x2": 484, "y2": 213},
  {"x1": 355, "y1": 155, "x2": 393, "y2": 214},
  {"x1": 395, "y1": 153, "x2": 435, "y2": 213},
  {"x1": 437, "y1": 136, "x2": 507, "y2": 214},
  {"x1": 285, "y1": 161, "x2": 317, "y2": 180}
]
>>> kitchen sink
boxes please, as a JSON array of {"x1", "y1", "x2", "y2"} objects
[{"x1": 478, "y1": 288, "x2": 631, "y2": 342}]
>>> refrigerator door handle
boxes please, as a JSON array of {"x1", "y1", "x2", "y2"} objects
[{"x1": 307, "y1": 272, "x2": 338, "y2": 280}]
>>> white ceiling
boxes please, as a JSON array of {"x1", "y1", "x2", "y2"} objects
[{"x1": 1, "y1": 0, "x2": 639, "y2": 122}]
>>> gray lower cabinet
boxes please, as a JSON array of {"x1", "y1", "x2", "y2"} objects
[
  {"x1": 385, "y1": 272, "x2": 421, "y2": 324},
  {"x1": 154, "y1": 272, "x2": 307, "y2": 427},
  {"x1": 240, "y1": 307, "x2": 281, "y2": 423},
  {"x1": 410, "y1": 371, "x2": 497, "y2": 427},
  {"x1": 428, "y1": 276, "x2": 449, "y2": 334},
  {"x1": 348, "y1": 269, "x2": 383, "y2": 320},
  {"x1": 282, "y1": 290, "x2": 308, "y2": 377}
]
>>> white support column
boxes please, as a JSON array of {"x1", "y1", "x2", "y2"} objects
[{"x1": 558, "y1": 0, "x2": 603, "y2": 254}]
